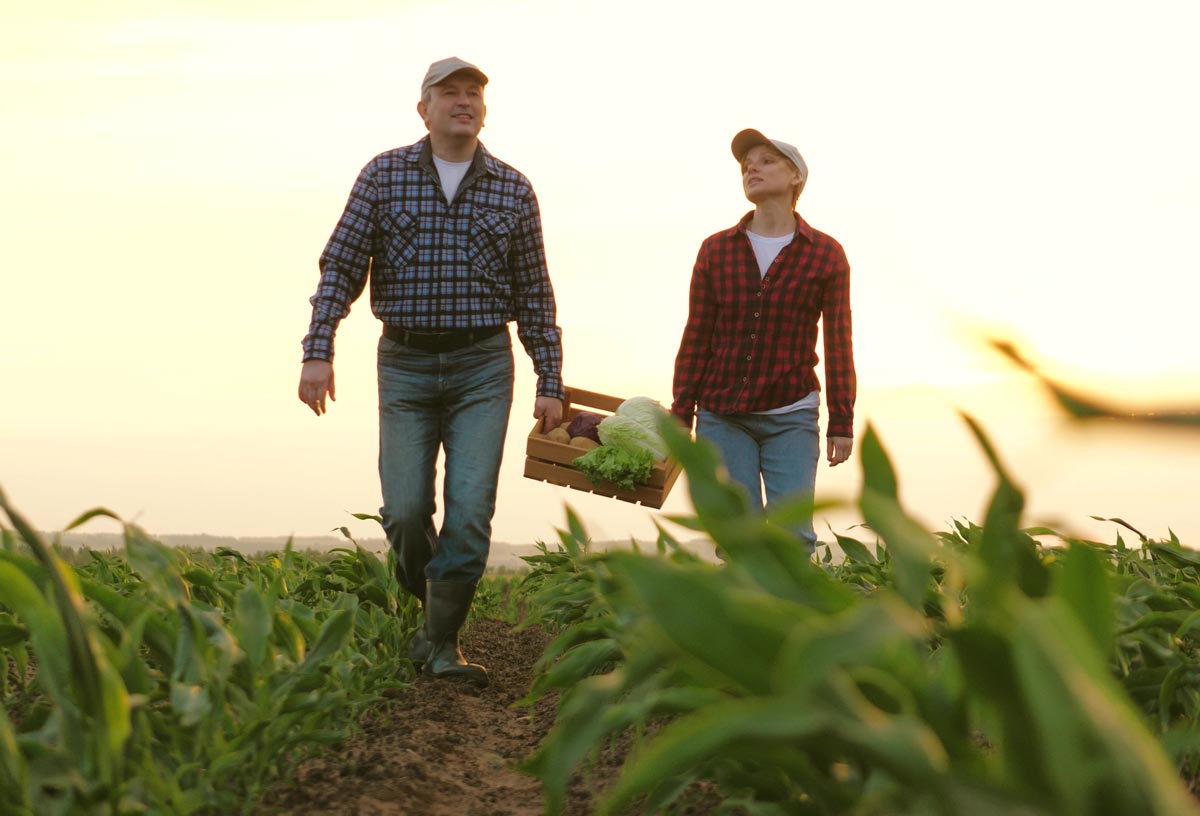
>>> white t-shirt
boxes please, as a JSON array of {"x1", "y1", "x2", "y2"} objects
[
  {"x1": 745, "y1": 230, "x2": 818, "y2": 416},
  {"x1": 751, "y1": 389, "x2": 820, "y2": 415},
  {"x1": 432, "y1": 155, "x2": 472, "y2": 203},
  {"x1": 746, "y1": 230, "x2": 793, "y2": 279}
]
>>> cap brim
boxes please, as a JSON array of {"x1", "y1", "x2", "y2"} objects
[
  {"x1": 731, "y1": 128, "x2": 772, "y2": 161},
  {"x1": 445, "y1": 67, "x2": 488, "y2": 86}
]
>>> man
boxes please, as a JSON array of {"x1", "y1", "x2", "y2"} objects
[
  {"x1": 298, "y1": 57, "x2": 564, "y2": 686},
  {"x1": 672, "y1": 129, "x2": 855, "y2": 553}
]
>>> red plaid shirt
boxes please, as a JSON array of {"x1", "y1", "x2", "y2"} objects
[{"x1": 671, "y1": 211, "x2": 856, "y2": 438}]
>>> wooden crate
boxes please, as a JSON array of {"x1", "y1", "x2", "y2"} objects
[{"x1": 523, "y1": 387, "x2": 683, "y2": 509}]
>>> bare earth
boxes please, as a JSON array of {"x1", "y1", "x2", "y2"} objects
[{"x1": 259, "y1": 619, "x2": 728, "y2": 816}]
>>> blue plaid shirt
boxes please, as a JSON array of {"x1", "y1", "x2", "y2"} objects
[{"x1": 302, "y1": 137, "x2": 564, "y2": 400}]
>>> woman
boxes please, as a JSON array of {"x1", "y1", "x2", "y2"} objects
[{"x1": 671, "y1": 128, "x2": 856, "y2": 551}]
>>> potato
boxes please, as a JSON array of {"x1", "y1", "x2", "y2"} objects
[
  {"x1": 570, "y1": 436, "x2": 599, "y2": 450},
  {"x1": 545, "y1": 427, "x2": 571, "y2": 444},
  {"x1": 558, "y1": 420, "x2": 573, "y2": 432}
]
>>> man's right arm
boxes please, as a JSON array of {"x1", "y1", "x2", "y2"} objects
[
  {"x1": 301, "y1": 162, "x2": 379, "y2": 363},
  {"x1": 298, "y1": 162, "x2": 378, "y2": 415}
]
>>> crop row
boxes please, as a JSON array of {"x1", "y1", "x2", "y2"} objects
[
  {"x1": 515, "y1": 416, "x2": 1200, "y2": 815},
  {"x1": 0, "y1": 497, "x2": 421, "y2": 815}
]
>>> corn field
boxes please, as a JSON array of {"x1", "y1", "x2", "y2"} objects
[
  {"x1": 0, "y1": 497, "x2": 422, "y2": 815},
  {"x1": 3, "y1": 360, "x2": 1199, "y2": 813},
  {"x1": 515, "y1": 415, "x2": 1200, "y2": 815}
]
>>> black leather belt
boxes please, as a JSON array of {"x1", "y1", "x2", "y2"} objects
[{"x1": 382, "y1": 324, "x2": 506, "y2": 353}]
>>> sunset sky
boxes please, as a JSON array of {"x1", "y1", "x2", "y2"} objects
[{"x1": 3, "y1": 0, "x2": 1198, "y2": 550}]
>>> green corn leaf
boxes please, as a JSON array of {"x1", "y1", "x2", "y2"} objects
[
  {"x1": 836, "y1": 534, "x2": 878, "y2": 565},
  {"x1": 527, "y1": 638, "x2": 621, "y2": 699},
  {"x1": 298, "y1": 605, "x2": 356, "y2": 672},
  {"x1": 948, "y1": 626, "x2": 1051, "y2": 790},
  {"x1": 1147, "y1": 542, "x2": 1200, "y2": 570},
  {"x1": 170, "y1": 682, "x2": 213, "y2": 728},
  {"x1": 961, "y1": 413, "x2": 1047, "y2": 602},
  {"x1": 774, "y1": 596, "x2": 927, "y2": 699},
  {"x1": 520, "y1": 672, "x2": 626, "y2": 815},
  {"x1": 233, "y1": 584, "x2": 272, "y2": 671},
  {"x1": 0, "y1": 622, "x2": 29, "y2": 648},
  {"x1": 658, "y1": 417, "x2": 753, "y2": 542},
  {"x1": 606, "y1": 554, "x2": 804, "y2": 695},
  {"x1": 858, "y1": 425, "x2": 935, "y2": 610},
  {"x1": 1054, "y1": 542, "x2": 1115, "y2": 660},
  {"x1": 0, "y1": 704, "x2": 29, "y2": 813},
  {"x1": 0, "y1": 489, "x2": 127, "y2": 786},
  {"x1": 78, "y1": 576, "x2": 176, "y2": 666},
  {"x1": 1012, "y1": 600, "x2": 1200, "y2": 815},
  {"x1": 597, "y1": 694, "x2": 941, "y2": 816}
]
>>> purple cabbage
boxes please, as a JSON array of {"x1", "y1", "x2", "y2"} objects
[{"x1": 566, "y1": 411, "x2": 605, "y2": 444}]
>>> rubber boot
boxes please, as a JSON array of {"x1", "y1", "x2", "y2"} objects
[
  {"x1": 409, "y1": 618, "x2": 430, "y2": 667},
  {"x1": 423, "y1": 580, "x2": 488, "y2": 687}
]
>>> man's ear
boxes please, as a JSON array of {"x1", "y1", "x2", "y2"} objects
[{"x1": 417, "y1": 99, "x2": 429, "y2": 127}]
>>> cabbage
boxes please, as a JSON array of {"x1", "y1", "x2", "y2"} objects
[
  {"x1": 566, "y1": 411, "x2": 604, "y2": 444},
  {"x1": 597, "y1": 414, "x2": 668, "y2": 461},
  {"x1": 616, "y1": 396, "x2": 669, "y2": 430}
]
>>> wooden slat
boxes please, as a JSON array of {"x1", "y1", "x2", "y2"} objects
[{"x1": 523, "y1": 458, "x2": 672, "y2": 509}]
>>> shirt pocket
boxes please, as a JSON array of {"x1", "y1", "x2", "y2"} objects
[
  {"x1": 379, "y1": 208, "x2": 419, "y2": 268},
  {"x1": 467, "y1": 207, "x2": 517, "y2": 273}
]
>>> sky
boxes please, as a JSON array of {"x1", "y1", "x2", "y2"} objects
[{"x1": 2, "y1": 0, "x2": 1198, "y2": 551}]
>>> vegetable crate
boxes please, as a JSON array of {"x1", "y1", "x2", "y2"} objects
[{"x1": 523, "y1": 387, "x2": 683, "y2": 509}]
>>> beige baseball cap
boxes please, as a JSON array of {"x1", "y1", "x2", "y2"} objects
[
  {"x1": 731, "y1": 129, "x2": 808, "y2": 193},
  {"x1": 420, "y1": 57, "x2": 488, "y2": 97}
]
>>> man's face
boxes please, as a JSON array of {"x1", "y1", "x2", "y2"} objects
[
  {"x1": 418, "y1": 75, "x2": 486, "y2": 141},
  {"x1": 740, "y1": 144, "x2": 801, "y2": 203}
]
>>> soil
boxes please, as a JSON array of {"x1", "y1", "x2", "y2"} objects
[{"x1": 259, "y1": 618, "x2": 726, "y2": 816}]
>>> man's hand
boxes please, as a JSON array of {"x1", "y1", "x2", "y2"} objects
[
  {"x1": 534, "y1": 396, "x2": 563, "y2": 434},
  {"x1": 827, "y1": 436, "x2": 853, "y2": 467},
  {"x1": 298, "y1": 360, "x2": 336, "y2": 416}
]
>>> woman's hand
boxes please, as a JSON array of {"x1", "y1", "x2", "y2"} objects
[{"x1": 827, "y1": 436, "x2": 853, "y2": 466}]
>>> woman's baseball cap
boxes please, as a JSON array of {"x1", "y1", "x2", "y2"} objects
[{"x1": 731, "y1": 129, "x2": 808, "y2": 193}]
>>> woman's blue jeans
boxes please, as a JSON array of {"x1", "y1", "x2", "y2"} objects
[
  {"x1": 696, "y1": 405, "x2": 821, "y2": 550},
  {"x1": 376, "y1": 331, "x2": 514, "y2": 600}
]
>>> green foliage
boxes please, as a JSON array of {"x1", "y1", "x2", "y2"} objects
[
  {"x1": 517, "y1": 414, "x2": 1200, "y2": 815},
  {"x1": 573, "y1": 444, "x2": 655, "y2": 490},
  {"x1": 0, "y1": 494, "x2": 418, "y2": 815}
]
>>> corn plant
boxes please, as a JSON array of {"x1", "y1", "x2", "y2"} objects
[
  {"x1": 519, "y1": 416, "x2": 1200, "y2": 815},
  {"x1": 0, "y1": 490, "x2": 419, "y2": 815}
]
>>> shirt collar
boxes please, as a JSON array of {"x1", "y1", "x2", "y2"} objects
[
  {"x1": 732, "y1": 210, "x2": 815, "y2": 244},
  {"x1": 413, "y1": 136, "x2": 495, "y2": 178}
]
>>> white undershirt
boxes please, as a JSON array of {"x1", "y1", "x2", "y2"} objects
[
  {"x1": 746, "y1": 230, "x2": 793, "y2": 278},
  {"x1": 751, "y1": 389, "x2": 820, "y2": 415},
  {"x1": 744, "y1": 229, "x2": 817, "y2": 415},
  {"x1": 432, "y1": 155, "x2": 472, "y2": 203}
]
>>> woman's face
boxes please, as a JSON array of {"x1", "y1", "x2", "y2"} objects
[{"x1": 740, "y1": 144, "x2": 802, "y2": 204}]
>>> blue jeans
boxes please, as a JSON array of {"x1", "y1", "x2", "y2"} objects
[
  {"x1": 696, "y1": 405, "x2": 821, "y2": 549},
  {"x1": 377, "y1": 330, "x2": 514, "y2": 598}
]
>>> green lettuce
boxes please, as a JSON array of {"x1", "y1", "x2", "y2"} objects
[{"x1": 573, "y1": 445, "x2": 654, "y2": 491}]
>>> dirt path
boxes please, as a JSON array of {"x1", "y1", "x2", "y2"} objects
[{"x1": 260, "y1": 619, "x2": 599, "y2": 815}]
